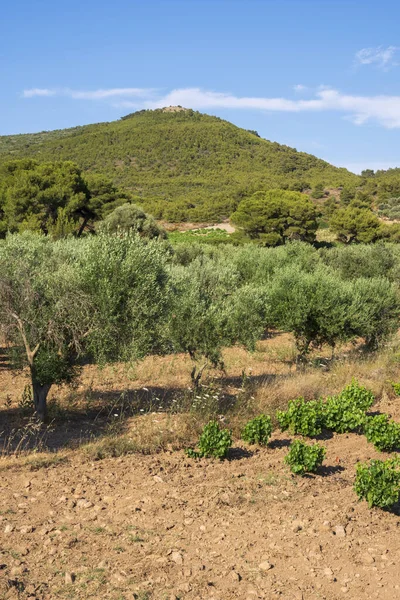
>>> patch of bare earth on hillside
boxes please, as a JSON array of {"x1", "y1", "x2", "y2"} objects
[{"x1": 1, "y1": 335, "x2": 400, "y2": 598}]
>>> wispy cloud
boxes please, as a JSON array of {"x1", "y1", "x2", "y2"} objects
[
  {"x1": 22, "y1": 87, "x2": 155, "y2": 99},
  {"x1": 22, "y1": 85, "x2": 400, "y2": 129},
  {"x1": 23, "y1": 88, "x2": 57, "y2": 98},
  {"x1": 355, "y1": 45, "x2": 399, "y2": 69},
  {"x1": 145, "y1": 87, "x2": 400, "y2": 128},
  {"x1": 293, "y1": 84, "x2": 308, "y2": 92}
]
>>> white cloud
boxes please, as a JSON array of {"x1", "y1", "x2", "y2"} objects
[
  {"x1": 145, "y1": 87, "x2": 400, "y2": 129},
  {"x1": 293, "y1": 84, "x2": 307, "y2": 92},
  {"x1": 22, "y1": 87, "x2": 154, "y2": 99},
  {"x1": 23, "y1": 88, "x2": 57, "y2": 98},
  {"x1": 355, "y1": 46, "x2": 399, "y2": 69},
  {"x1": 22, "y1": 85, "x2": 400, "y2": 129}
]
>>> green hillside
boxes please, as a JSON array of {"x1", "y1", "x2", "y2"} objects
[{"x1": 0, "y1": 108, "x2": 359, "y2": 221}]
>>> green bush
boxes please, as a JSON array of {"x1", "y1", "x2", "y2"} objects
[
  {"x1": 363, "y1": 415, "x2": 400, "y2": 452},
  {"x1": 284, "y1": 440, "x2": 326, "y2": 476},
  {"x1": 391, "y1": 382, "x2": 400, "y2": 396},
  {"x1": 323, "y1": 381, "x2": 374, "y2": 434},
  {"x1": 354, "y1": 458, "x2": 400, "y2": 508},
  {"x1": 186, "y1": 420, "x2": 232, "y2": 459},
  {"x1": 241, "y1": 414, "x2": 273, "y2": 446},
  {"x1": 276, "y1": 398, "x2": 324, "y2": 437}
]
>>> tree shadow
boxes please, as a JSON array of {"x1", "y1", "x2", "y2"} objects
[{"x1": 0, "y1": 347, "x2": 12, "y2": 371}]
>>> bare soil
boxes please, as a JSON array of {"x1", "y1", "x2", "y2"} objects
[{"x1": 1, "y1": 336, "x2": 400, "y2": 599}]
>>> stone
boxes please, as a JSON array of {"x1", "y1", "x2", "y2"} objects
[
  {"x1": 292, "y1": 520, "x2": 303, "y2": 533},
  {"x1": 259, "y1": 561, "x2": 273, "y2": 571},
  {"x1": 229, "y1": 570, "x2": 241, "y2": 582},
  {"x1": 361, "y1": 553, "x2": 375, "y2": 565},
  {"x1": 19, "y1": 525, "x2": 34, "y2": 534},
  {"x1": 4, "y1": 524, "x2": 14, "y2": 534},
  {"x1": 334, "y1": 526, "x2": 346, "y2": 538},
  {"x1": 76, "y1": 499, "x2": 93, "y2": 509},
  {"x1": 64, "y1": 572, "x2": 75, "y2": 585},
  {"x1": 171, "y1": 551, "x2": 183, "y2": 565}
]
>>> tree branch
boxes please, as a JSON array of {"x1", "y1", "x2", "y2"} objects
[{"x1": 11, "y1": 312, "x2": 40, "y2": 366}]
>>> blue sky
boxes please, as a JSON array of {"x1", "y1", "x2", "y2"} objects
[{"x1": 2, "y1": 0, "x2": 400, "y2": 173}]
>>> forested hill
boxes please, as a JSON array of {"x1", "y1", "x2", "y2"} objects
[{"x1": 0, "y1": 108, "x2": 359, "y2": 221}]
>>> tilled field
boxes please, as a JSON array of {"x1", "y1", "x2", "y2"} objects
[{"x1": 1, "y1": 416, "x2": 400, "y2": 600}]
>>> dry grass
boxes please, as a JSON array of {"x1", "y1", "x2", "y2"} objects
[{"x1": 1, "y1": 333, "x2": 400, "y2": 462}]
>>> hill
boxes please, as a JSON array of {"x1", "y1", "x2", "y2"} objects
[{"x1": 0, "y1": 108, "x2": 360, "y2": 221}]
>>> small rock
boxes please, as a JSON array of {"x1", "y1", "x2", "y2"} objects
[
  {"x1": 76, "y1": 499, "x2": 93, "y2": 509},
  {"x1": 4, "y1": 524, "x2": 14, "y2": 534},
  {"x1": 153, "y1": 475, "x2": 164, "y2": 483},
  {"x1": 334, "y1": 526, "x2": 346, "y2": 538},
  {"x1": 361, "y1": 553, "x2": 375, "y2": 565},
  {"x1": 259, "y1": 561, "x2": 273, "y2": 571},
  {"x1": 324, "y1": 567, "x2": 335, "y2": 581},
  {"x1": 19, "y1": 525, "x2": 34, "y2": 534},
  {"x1": 64, "y1": 572, "x2": 75, "y2": 585},
  {"x1": 229, "y1": 570, "x2": 241, "y2": 582},
  {"x1": 171, "y1": 551, "x2": 183, "y2": 565}
]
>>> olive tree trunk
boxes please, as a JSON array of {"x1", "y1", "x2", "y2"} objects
[{"x1": 31, "y1": 374, "x2": 51, "y2": 422}]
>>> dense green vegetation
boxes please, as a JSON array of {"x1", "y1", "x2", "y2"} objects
[
  {"x1": 284, "y1": 440, "x2": 326, "y2": 476},
  {"x1": 354, "y1": 458, "x2": 400, "y2": 509},
  {"x1": 0, "y1": 159, "x2": 130, "y2": 236},
  {"x1": 241, "y1": 414, "x2": 273, "y2": 446},
  {"x1": 186, "y1": 420, "x2": 233, "y2": 459},
  {"x1": 2, "y1": 232, "x2": 400, "y2": 419},
  {"x1": 231, "y1": 189, "x2": 318, "y2": 246},
  {"x1": 0, "y1": 109, "x2": 359, "y2": 222}
]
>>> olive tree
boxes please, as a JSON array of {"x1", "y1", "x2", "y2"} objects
[
  {"x1": 167, "y1": 255, "x2": 270, "y2": 385},
  {"x1": 0, "y1": 232, "x2": 171, "y2": 420},
  {"x1": 99, "y1": 203, "x2": 167, "y2": 239},
  {"x1": 269, "y1": 266, "x2": 356, "y2": 361}
]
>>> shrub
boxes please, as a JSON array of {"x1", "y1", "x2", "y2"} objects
[
  {"x1": 186, "y1": 420, "x2": 232, "y2": 459},
  {"x1": 323, "y1": 380, "x2": 374, "y2": 434},
  {"x1": 284, "y1": 440, "x2": 326, "y2": 476},
  {"x1": 354, "y1": 458, "x2": 400, "y2": 508},
  {"x1": 241, "y1": 415, "x2": 273, "y2": 446},
  {"x1": 363, "y1": 415, "x2": 400, "y2": 452},
  {"x1": 276, "y1": 398, "x2": 324, "y2": 437},
  {"x1": 391, "y1": 382, "x2": 400, "y2": 396}
]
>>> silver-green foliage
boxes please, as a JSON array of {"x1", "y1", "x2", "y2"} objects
[{"x1": 0, "y1": 232, "x2": 171, "y2": 419}]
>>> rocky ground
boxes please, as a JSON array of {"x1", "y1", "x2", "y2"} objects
[
  {"x1": 1, "y1": 337, "x2": 400, "y2": 599},
  {"x1": 1, "y1": 413, "x2": 400, "y2": 600}
]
